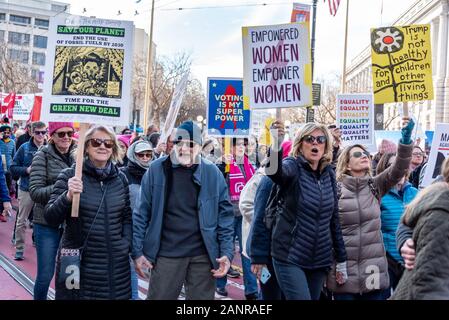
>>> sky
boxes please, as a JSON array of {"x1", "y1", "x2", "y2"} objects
[{"x1": 64, "y1": 0, "x2": 418, "y2": 90}]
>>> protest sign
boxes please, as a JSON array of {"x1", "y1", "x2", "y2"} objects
[
  {"x1": 371, "y1": 24, "x2": 433, "y2": 104},
  {"x1": 41, "y1": 15, "x2": 134, "y2": 126},
  {"x1": 242, "y1": 22, "x2": 312, "y2": 109},
  {"x1": 159, "y1": 73, "x2": 189, "y2": 144},
  {"x1": 291, "y1": 3, "x2": 311, "y2": 23},
  {"x1": 422, "y1": 123, "x2": 449, "y2": 187},
  {"x1": 337, "y1": 94, "x2": 375, "y2": 149},
  {"x1": 207, "y1": 78, "x2": 250, "y2": 137}
]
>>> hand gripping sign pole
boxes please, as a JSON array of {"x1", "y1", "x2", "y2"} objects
[{"x1": 71, "y1": 123, "x2": 89, "y2": 217}]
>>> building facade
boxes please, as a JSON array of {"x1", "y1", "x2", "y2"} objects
[{"x1": 345, "y1": 0, "x2": 449, "y2": 131}]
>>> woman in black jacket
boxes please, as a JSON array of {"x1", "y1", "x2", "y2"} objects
[
  {"x1": 265, "y1": 121, "x2": 347, "y2": 300},
  {"x1": 45, "y1": 125, "x2": 132, "y2": 300}
]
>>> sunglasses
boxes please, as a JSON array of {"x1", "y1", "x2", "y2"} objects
[
  {"x1": 54, "y1": 131, "x2": 74, "y2": 138},
  {"x1": 412, "y1": 152, "x2": 424, "y2": 157},
  {"x1": 302, "y1": 135, "x2": 327, "y2": 144},
  {"x1": 174, "y1": 140, "x2": 196, "y2": 148},
  {"x1": 89, "y1": 138, "x2": 114, "y2": 149},
  {"x1": 34, "y1": 130, "x2": 47, "y2": 136},
  {"x1": 136, "y1": 152, "x2": 153, "y2": 159},
  {"x1": 351, "y1": 151, "x2": 370, "y2": 159}
]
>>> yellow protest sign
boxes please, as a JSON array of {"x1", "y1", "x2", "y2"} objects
[
  {"x1": 370, "y1": 24, "x2": 433, "y2": 104},
  {"x1": 259, "y1": 117, "x2": 275, "y2": 146}
]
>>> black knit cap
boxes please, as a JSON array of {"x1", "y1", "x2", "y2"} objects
[{"x1": 175, "y1": 120, "x2": 202, "y2": 145}]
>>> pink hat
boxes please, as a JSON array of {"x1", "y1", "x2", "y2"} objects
[
  {"x1": 281, "y1": 140, "x2": 292, "y2": 159},
  {"x1": 48, "y1": 122, "x2": 74, "y2": 136},
  {"x1": 117, "y1": 134, "x2": 132, "y2": 148},
  {"x1": 378, "y1": 139, "x2": 397, "y2": 155}
]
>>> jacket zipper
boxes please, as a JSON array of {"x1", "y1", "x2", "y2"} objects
[
  {"x1": 314, "y1": 177, "x2": 322, "y2": 266},
  {"x1": 354, "y1": 179, "x2": 363, "y2": 294},
  {"x1": 101, "y1": 181, "x2": 115, "y2": 300}
]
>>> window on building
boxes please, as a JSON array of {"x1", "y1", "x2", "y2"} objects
[
  {"x1": 8, "y1": 32, "x2": 30, "y2": 46},
  {"x1": 32, "y1": 52, "x2": 45, "y2": 65},
  {"x1": 0, "y1": 30, "x2": 4, "y2": 42},
  {"x1": 10, "y1": 14, "x2": 31, "y2": 25},
  {"x1": 8, "y1": 49, "x2": 29, "y2": 64},
  {"x1": 0, "y1": 13, "x2": 5, "y2": 21},
  {"x1": 35, "y1": 18, "x2": 49, "y2": 28},
  {"x1": 31, "y1": 69, "x2": 39, "y2": 81},
  {"x1": 33, "y1": 35, "x2": 47, "y2": 48}
]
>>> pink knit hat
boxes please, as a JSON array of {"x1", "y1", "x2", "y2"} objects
[
  {"x1": 48, "y1": 122, "x2": 74, "y2": 136},
  {"x1": 281, "y1": 140, "x2": 292, "y2": 159},
  {"x1": 117, "y1": 134, "x2": 132, "y2": 148},
  {"x1": 378, "y1": 139, "x2": 397, "y2": 154}
]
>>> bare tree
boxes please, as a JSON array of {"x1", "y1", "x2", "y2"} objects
[
  {"x1": 177, "y1": 78, "x2": 206, "y2": 125},
  {"x1": 0, "y1": 42, "x2": 38, "y2": 93},
  {"x1": 314, "y1": 73, "x2": 340, "y2": 125},
  {"x1": 131, "y1": 54, "x2": 147, "y2": 126},
  {"x1": 148, "y1": 52, "x2": 191, "y2": 128}
]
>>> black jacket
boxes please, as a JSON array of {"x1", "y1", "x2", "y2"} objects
[
  {"x1": 45, "y1": 160, "x2": 132, "y2": 300},
  {"x1": 266, "y1": 151, "x2": 347, "y2": 269}
]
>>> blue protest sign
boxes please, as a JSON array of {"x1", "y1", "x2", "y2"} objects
[{"x1": 207, "y1": 77, "x2": 251, "y2": 137}]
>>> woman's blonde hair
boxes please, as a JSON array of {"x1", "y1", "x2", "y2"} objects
[
  {"x1": 336, "y1": 144, "x2": 371, "y2": 181},
  {"x1": 84, "y1": 125, "x2": 124, "y2": 163},
  {"x1": 441, "y1": 157, "x2": 449, "y2": 183},
  {"x1": 289, "y1": 123, "x2": 333, "y2": 171}
]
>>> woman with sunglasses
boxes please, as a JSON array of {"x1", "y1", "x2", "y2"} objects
[
  {"x1": 327, "y1": 117, "x2": 415, "y2": 300},
  {"x1": 45, "y1": 125, "x2": 132, "y2": 300},
  {"x1": 121, "y1": 140, "x2": 153, "y2": 299},
  {"x1": 28, "y1": 122, "x2": 76, "y2": 299},
  {"x1": 265, "y1": 121, "x2": 347, "y2": 300}
]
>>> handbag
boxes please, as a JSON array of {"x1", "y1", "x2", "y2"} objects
[{"x1": 55, "y1": 184, "x2": 108, "y2": 300}]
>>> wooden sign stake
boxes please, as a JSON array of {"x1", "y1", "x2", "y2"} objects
[{"x1": 71, "y1": 123, "x2": 89, "y2": 218}]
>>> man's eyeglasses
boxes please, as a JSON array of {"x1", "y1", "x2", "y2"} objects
[
  {"x1": 89, "y1": 138, "x2": 114, "y2": 149},
  {"x1": 54, "y1": 131, "x2": 74, "y2": 138},
  {"x1": 136, "y1": 152, "x2": 152, "y2": 159},
  {"x1": 302, "y1": 135, "x2": 327, "y2": 144},
  {"x1": 351, "y1": 151, "x2": 370, "y2": 159},
  {"x1": 174, "y1": 140, "x2": 196, "y2": 148},
  {"x1": 34, "y1": 130, "x2": 47, "y2": 136}
]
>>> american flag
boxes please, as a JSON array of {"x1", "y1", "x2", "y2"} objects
[{"x1": 326, "y1": 0, "x2": 341, "y2": 16}]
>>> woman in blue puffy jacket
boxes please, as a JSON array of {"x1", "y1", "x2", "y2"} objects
[{"x1": 376, "y1": 151, "x2": 418, "y2": 298}]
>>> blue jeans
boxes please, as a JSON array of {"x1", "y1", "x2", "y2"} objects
[
  {"x1": 272, "y1": 258, "x2": 327, "y2": 300},
  {"x1": 217, "y1": 216, "x2": 258, "y2": 297},
  {"x1": 130, "y1": 258, "x2": 139, "y2": 300},
  {"x1": 333, "y1": 289, "x2": 389, "y2": 300},
  {"x1": 33, "y1": 224, "x2": 62, "y2": 300}
]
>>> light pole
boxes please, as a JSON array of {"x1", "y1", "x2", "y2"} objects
[
  {"x1": 143, "y1": 0, "x2": 155, "y2": 133},
  {"x1": 196, "y1": 115, "x2": 204, "y2": 130}
]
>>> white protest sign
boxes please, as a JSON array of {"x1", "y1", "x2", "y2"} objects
[
  {"x1": 13, "y1": 94, "x2": 35, "y2": 120},
  {"x1": 242, "y1": 22, "x2": 312, "y2": 109},
  {"x1": 422, "y1": 123, "x2": 449, "y2": 187},
  {"x1": 159, "y1": 73, "x2": 189, "y2": 144},
  {"x1": 337, "y1": 93, "x2": 375, "y2": 150},
  {"x1": 41, "y1": 15, "x2": 134, "y2": 126}
]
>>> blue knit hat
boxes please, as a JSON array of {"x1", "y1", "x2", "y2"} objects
[{"x1": 175, "y1": 120, "x2": 202, "y2": 145}]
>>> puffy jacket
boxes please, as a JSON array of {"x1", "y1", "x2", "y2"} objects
[
  {"x1": 250, "y1": 176, "x2": 274, "y2": 265},
  {"x1": 0, "y1": 149, "x2": 10, "y2": 203},
  {"x1": 327, "y1": 142, "x2": 413, "y2": 294},
  {"x1": 121, "y1": 161, "x2": 146, "y2": 211},
  {"x1": 45, "y1": 160, "x2": 132, "y2": 300},
  {"x1": 392, "y1": 186, "x2": 449, "y2": 300},
  {"x1": 266, "y1": 151, "x2": 347, "y2": 269},
  {"x1": 29, "y1": 143, "x2": 76, "y2": 226},
  {"x1": 380, "y1": 182, "x2": 418, "y2": 263},
  {"x1": 132, "y1": 155, "x2": 234, "y2": 270},
  {"x1": 239, "y1": 168, "x2": 265, "y2": 258},
  {"x1": 10, "y1": 139, "x2": 42, "y2": 192}
]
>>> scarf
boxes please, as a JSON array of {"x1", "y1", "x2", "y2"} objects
[
  {"x1": 85, "y1": 158, "x2": 113, "y2": 181},
  {"x1": 229, "y1": 155, "x2": 255, "y2": 202}
]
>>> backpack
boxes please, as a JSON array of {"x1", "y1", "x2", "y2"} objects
[{"x1": 263, "y1": 158, "x2": 300, "y2": 230}]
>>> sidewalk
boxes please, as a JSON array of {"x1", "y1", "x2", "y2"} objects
[{"x1": 0, "y1": 265, "x2": 32, "y2": 300}]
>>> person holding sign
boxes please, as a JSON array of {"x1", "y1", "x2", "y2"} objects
[
  {"x1": 133, "y1": 120, "x2": 234, "y2": 300},
  {"x1": 45, "y1": 125, "x2": 132, "y2": 300},
  {"x1": 328, "y1": 117, "x2": 414, "y2": 300},
  {"x1": 265, "y1": 121, "x2": 347, "y2": 300},
  {"x1": 29, "y1": 122, "x2": 76, "y2": 300}
]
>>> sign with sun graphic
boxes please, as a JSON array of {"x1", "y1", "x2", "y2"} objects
[{"x1": 370, "y1": 24, "x2": 433, "y2": 104}]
